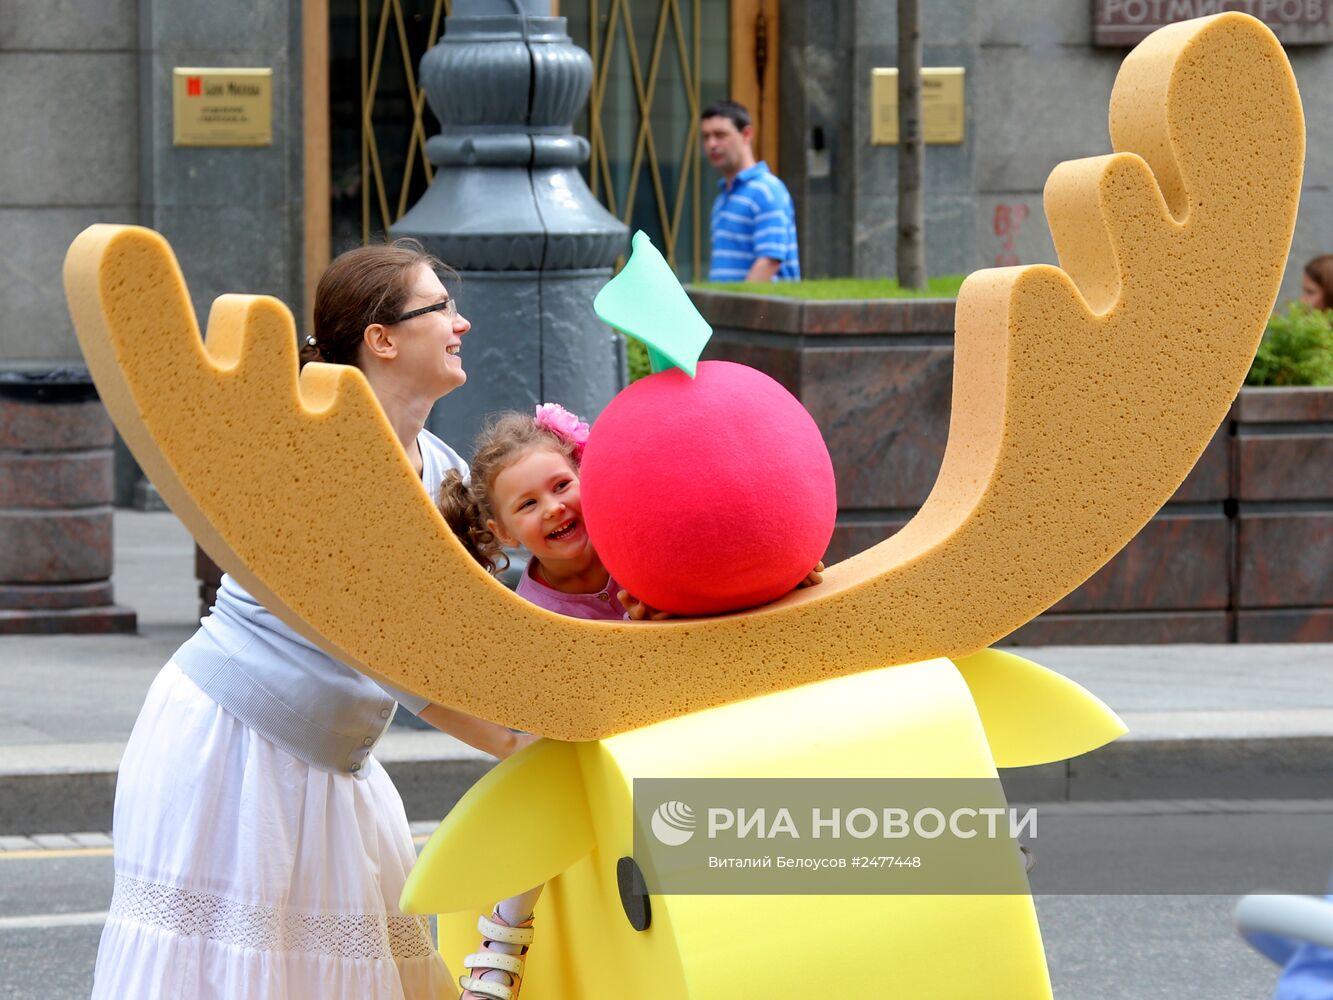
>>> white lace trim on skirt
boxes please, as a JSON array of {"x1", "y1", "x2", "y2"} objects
[{"x1": 108, "y1": 874, "x2": 436, "y2": 962}]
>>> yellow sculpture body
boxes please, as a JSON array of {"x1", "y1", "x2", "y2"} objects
[
  {"x1": 413, "y1": 649, "x2": 1124, "y2": 999},
  {"x1": 62, "y1": 12, "x2": 1303, "y2": 999}
]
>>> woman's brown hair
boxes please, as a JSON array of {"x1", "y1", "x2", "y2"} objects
[
  {"x1": 438, "y1": 412, "x2": 580, "y2": 575},
  {"x1": 301, "y1": 238, "x2": 453, "y2": 368}
]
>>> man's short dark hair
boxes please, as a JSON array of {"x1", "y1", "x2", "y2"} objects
[{"x1": 701, "y1": 100, "x2": 751, "y2": 131}]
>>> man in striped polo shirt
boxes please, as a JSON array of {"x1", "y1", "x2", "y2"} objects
[{"x1": 701, "y1": 100, "x2": 801, "y2": 283}]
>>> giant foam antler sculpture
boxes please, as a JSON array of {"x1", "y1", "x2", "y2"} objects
[{"x1": 65, "y1": 13, "x2": 1302, "y2": 741}]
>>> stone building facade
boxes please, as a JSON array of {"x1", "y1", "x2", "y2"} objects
[{"x1": 779, "y1": 1, "x2": 1332, "y2": 297}]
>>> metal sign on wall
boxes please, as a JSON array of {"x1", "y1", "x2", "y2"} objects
[
  {"x1": 1093, "y1": 0, "x2": 1331, "y2": 46},
  {"x1": 172, "y1": 68, "x2": 274, "y2": 147},
  {"x1": 871, "y1": 68, "x2": 966, "y2": 145}
]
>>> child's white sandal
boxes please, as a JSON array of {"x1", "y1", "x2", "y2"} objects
[
  {"x1": 459, "y1": 910, "x2": 536, "y2": 1000},
  {"x1": 458, "y1": 978, "x2": 512, "y2": 1000},
  {"x1": 460, "y1": 960, "x2": 520, "y2": 1000},
  {"x1": 476, "y1": 912, "x2": 535, "y2": 947}
]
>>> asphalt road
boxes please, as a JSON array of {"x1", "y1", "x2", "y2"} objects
[
  {"x1": 3, "y1": 802, "x2": 1328, "y2": 998},
  {"x1": 0, "y1": 853, "x2": 109, "y2": 1000}
]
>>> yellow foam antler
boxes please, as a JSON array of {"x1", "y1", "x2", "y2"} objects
[{"x1": 64, "y1": 13, "x2": 1302, "y2": 740}]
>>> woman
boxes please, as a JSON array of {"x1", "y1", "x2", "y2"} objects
[
  {"x1": 91, "y1": 240, "x2": 522, "y2": 1000},
  {"x1": 1301, "y1": 254, "x2": 1333, "y2": 311}
]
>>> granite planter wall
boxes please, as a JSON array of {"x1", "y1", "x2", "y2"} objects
[
  {"x1": 691, "y1": 288, "x2": 1331, "y2": 644},
  {"x1": 1232, "y1": 387, "x2": 1333, "y2": 642}
]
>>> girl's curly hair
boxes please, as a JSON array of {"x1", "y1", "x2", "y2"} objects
[{"x1": 438, "y1": 411, "x2": 580, "y2": 575}]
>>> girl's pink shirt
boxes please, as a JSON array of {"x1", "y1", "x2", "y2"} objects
[{"x1": 514, "y1": 560, "x2": 628, "y2": 621}]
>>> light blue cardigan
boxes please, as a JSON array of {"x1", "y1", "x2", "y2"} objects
[{"x1": 172, "y1": 429, "x2": 467, "y2": 774}]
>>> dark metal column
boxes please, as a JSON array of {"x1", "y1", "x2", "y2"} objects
[{"x1": 392, "y1": 0, "x2": 628, "y2": 450}]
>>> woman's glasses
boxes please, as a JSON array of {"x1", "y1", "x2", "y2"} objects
[{"x1": 393, "y1": 298, "x2": 458, "y2": 323}]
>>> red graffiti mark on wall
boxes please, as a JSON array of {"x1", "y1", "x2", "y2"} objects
[{"x1": 993, "y1": 204, "x2": 1030, "y2": 267}]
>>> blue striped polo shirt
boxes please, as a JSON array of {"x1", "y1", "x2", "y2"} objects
[{"x1": 709, "y1": 161, "x2": 801, "y2": 282}]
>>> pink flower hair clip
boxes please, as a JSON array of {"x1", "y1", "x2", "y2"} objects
[{"x1": 533, "y1": 402, "x2": 591, "y2": 458}]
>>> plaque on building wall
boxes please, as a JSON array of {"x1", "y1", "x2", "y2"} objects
[
  {"x1": 871, "y1": 68, "x2": 966, "y2": 146},
  {"x1": 1093, "y1": 0, "x2": 1330, "y2": 46},
  {"x1": 172, "y1": 68, "x2": 274, "y2": 147}
]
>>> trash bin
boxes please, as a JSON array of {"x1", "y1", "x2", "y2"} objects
[{"x1": 0, "y1": 368, "x2": 136, "y2": 633}]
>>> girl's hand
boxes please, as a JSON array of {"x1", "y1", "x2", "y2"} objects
[
  {"x1": 796, "y1": 561, "x2": 825, "y2": 589},
  {"x1": 617, "y1": 589, "x2": 675, "y2": 621}
]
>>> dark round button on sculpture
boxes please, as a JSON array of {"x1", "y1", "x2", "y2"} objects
[{"x1": 617, "y1": 856, "x2": 651, "y2": 932}]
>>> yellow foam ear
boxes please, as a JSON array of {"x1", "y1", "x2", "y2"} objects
[
  {"x1": 952, "y1": 649, "x2": 1127, "y2": 768},
  {"x1": 401, "y1": 739, "x2": 592, "y2": 914}
]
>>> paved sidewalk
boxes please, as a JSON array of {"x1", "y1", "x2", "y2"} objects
[{"x1": 0, "y1": 511, "x2": 1329, "y2": 834}]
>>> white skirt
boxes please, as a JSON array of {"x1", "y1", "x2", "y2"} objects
[{"x1": 92, "y1": 661, "x2": 453, "y2": 1000}]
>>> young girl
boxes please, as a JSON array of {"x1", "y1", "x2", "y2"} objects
[
  {"x1": 436, "y1": 404, "x2": 617, "y2": 1000},
  {"x1": 441, "y1": 404, "x2": 627, "y2": 625}
]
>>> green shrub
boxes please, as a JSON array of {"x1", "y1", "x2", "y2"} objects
[
  {"x1": 626, "y1": 338, "x2": 652, "y2": 383},
  {"x1": 697, "y1": 275, "x2": 966, "y2": 300},
  {"x1": 1246, "y1": 303, "x2": 1333, "y2": 387}
]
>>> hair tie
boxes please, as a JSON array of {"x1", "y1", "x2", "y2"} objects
[{"x1": 534, "y1": 403, "x2": 590, "y2": 458}]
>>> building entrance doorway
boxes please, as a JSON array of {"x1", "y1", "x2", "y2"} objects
[{"x1": 318, "y1": 0, "x2": 777, "y2": 281}]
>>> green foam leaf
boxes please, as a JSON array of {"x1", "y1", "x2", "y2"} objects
[{"x1": 593, "y1": 231, "x2": 713, "y2": 377}]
